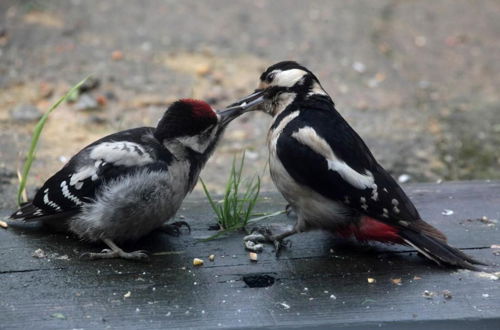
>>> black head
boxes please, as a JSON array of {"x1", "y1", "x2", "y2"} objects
[
  {"x1": 230, "y1": 61, "x2": 327, "y2": 117},
  {"x1": 155, "y1": 99, "x2": 261, "y2": 154},
  {"x1": 155, "y1": 99, "x2": 217, "y2": 140}
]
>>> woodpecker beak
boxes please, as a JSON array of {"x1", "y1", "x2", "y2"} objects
[{"x1": 218, "y1": 90, "x2": 265, "y2": 127}]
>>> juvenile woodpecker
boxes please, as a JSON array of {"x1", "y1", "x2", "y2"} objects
[
  {"x1": 238, "y1": 61, "x2": 483, "y2": 270},
  {"x1": 9, "y1": 98, "x2": 259, "y2": 260}
]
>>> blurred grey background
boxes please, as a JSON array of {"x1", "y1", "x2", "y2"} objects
[{"x1": 0, "y1": 0, "x2": 499, "y2": 208}]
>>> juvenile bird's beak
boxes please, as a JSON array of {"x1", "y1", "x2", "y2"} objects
[{"x1": 217, "y1": 90, "x2": 265, "y2": 127}]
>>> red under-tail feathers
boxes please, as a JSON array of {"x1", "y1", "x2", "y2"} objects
[{"x1": 337, "y1": 216, "x2": 485, "y2": 270}]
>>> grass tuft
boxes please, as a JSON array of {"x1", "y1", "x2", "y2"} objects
[
  {"x1": 200, "y1": 152, "x2": 261, "y2": 240},
  {"x1": 17, "y1": 77, "x2": 89, "y2": 205}
]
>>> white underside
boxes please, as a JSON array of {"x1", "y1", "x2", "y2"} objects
[{"x1": 268, "y1": 113, "x2": 351, "y2": 232}]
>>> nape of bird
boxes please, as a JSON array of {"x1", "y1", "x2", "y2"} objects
[
  {"x1": 236, "y1": 60, "x2": 485, "y2": 270},
  {"x1": 9, "y1": 98, "x2": 260, "y2": 260}
]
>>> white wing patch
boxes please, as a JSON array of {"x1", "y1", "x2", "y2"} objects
[
  {"x1": 90, "y1": 142, "x2": 153, "y2": 167},
  {"x1": 61, "y1": 180, "x2": 84, "y2": 206},
  {"x1": 43, "y1": 188, "x2": 61, "y2": 211},
  {"x1": 291, "y1": 126, "x2": 375, "y2": 190},
  {"x1": 69, "y1": 141, "x2": 154, "y2": 190}
]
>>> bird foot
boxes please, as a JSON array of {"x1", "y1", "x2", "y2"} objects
[
  {"x1": 285, "y1": 204, "x2": 297, "y2": 218},
  {"x1": 244, "y1": 226, "x2": 294, "y2": 257},
  {"x1": 81, "y1": 248, "x2": 149, "y2": 261},
  {"x1": 158, "y1": 221, "x2": 191, "y2": 236}
]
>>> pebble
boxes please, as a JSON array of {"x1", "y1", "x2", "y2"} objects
[
  {"x1": 75, "y1": 94, "x2": 99, "y2": 111},
  {"x1": 10, "y1": 104, "x2": 43, "y2": 122},
  {"x1": 398, "y1": 174, "x2": 411, "y2": 183}
]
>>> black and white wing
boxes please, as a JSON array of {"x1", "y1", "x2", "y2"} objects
[
  {"x1": 10, "y1": 127, "x2": 172, "y2": 221},
  {"x1": 275, "y1": 101, "x2": 421, "y2": 226}
]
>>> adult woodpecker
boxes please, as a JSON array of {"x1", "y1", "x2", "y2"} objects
[
  {"x1": 9, "y1": 98, "x2": 260, "y2": 260},
  {"x1": 237, "y1": 61, "x2": 483, "y2": 270}
]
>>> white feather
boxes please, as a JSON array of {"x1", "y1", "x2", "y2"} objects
[{"x1": 291, "y1": 127, "x2": 375, "y2": 189}]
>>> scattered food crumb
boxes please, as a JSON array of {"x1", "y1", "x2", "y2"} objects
[
  {"x1": 123, "y1": 291, "x2": 131, "y2": 298},
  {"x1": 442, "y1": 290, "x2": 453, "y2": 299},
  {"x1": 208, "y1": 254, "x2": 215, "y2": 261},
  {"x1": 482, "y1": 293, "x2": 489, "y2": 298},
  {"x1": 51, "y1": 312, "x2": 66, "y2": 320},
  {"x1": 476, "y1": 272, "x2": 499, "y2": 281},
  {"x1": 391, "y1": 278, "x2": 402, "y2": 285},
  {"x1": 56, "y1": 255, "x2": 69, "y2": 260},
  {"x1": 442, "y1": 209, "x2": 454, "y2": 216},
  {"x1": 423, "y1": 290, "x2": 435, "y2": 299},
  {"x1": 413, "y1": 276, "x2": 422, "y2": 280},
  {"x1": 490, "y1": 244, "x2": 500, "y2": 249},
  {"x1": 330, "y1": 294, "x2": 337, "y2": 300},
  {"x1": 0, "y1": 220, "x2": 8, "y2": 229},
  {"x1": 193, "y1": 258, "x2": 204, "y2": 266},
  {"x1": 249, "y1": 252, "x2": 258, "y2": 262},
  {"x1": 280, "y1": 302, "x2": 290, "y2": 309},
  {"x1": 32, "y1": 248, "x2": 46, "y2": 258},
  {"x1": 367, "y1": 278, "x2": 376, "y2": 284}
]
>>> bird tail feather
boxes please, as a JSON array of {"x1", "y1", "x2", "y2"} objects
[{"x1": 398, "y1": 224, "x2": 486, "y2": 271}]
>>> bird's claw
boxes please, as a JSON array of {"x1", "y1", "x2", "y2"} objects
[
  {"x1": 244, "y1": 226, "x2": 292, "y2": 257},
  {"x1": 285, "y1": 204, "x2": 296, "y2": 218},
  {"x1": 159, "y1": 221, "x2": 191, "y2": 236},
  {"x1": 80, "y1": 249, "x2": 149, "y2": 261}
]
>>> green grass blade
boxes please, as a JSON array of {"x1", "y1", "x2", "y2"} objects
[{"x1": 17, "y1": 76, "x2": 90, "y2": 205}]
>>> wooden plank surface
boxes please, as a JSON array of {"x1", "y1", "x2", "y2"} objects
[{"x1": 1, "y1": 181, "x2": 499, "y2": 329}]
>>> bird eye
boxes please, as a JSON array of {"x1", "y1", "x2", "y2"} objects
[{"x1": 266, "y1": 73, "x2": 275, "y2": 83}]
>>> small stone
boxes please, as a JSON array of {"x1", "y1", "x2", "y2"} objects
[
  {"x1": 75, "y1": 94, "x2": 99, "y2": 111},
  {"x1": 78, "y1": 76, "x2": 101, "y2": 93},
  {"x1": 414, "y1": 35, "x2": 427, "y2": 47},
  {"x1": 38, "y1": 82, "x2": 54, "y2": 98},
  {"x1": 208, "y1": 254, "x2": 215, "y2": 262},
  {"x1": 32, "y1": 248, "x2": 46, "y2": 258},
  {"x1": 423, "y1": 290, "x2": 435, "y2": 299},
  {"x1": 441, "y1": 209, "x2": 454, "y2": 216},
  {"x1": 111, "y1": 50, "x2": 124, "y2": 61},
  {"x1": 398, "y1": 174, "x2": 411, "y2": 183},
  {"x1": 249, "y1": 252, "x2": 258, "y2": 262},
  {"x1": 196, "y1": 64, "x2": 212, "y2": 76},
  {"x1": 10, "y1": 104, "x2": 42, "y2": 122},
  {"x1": 193, "y1": 258, "x2": 204, "y2": 266},
  {"x1": 352, "y1": 61, "x2": 366, "y2": 73},
  {"x1": 442, "y1": 290, "x2": 452, "y2": 299}
]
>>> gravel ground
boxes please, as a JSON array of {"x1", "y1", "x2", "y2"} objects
[{"x1": 0, "y1": 0, "x2": 499, "y2": 208}]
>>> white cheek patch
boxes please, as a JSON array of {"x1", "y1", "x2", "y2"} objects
[
  {"x1": 273, "y1": 69, "x2": 308, "y2": 87},
  {"x1": 291, "y1": 127, "x2": 375, "y2": 190},
  {"x1": 176, "y1": 128, "x2": 217, "y2": 154}
]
